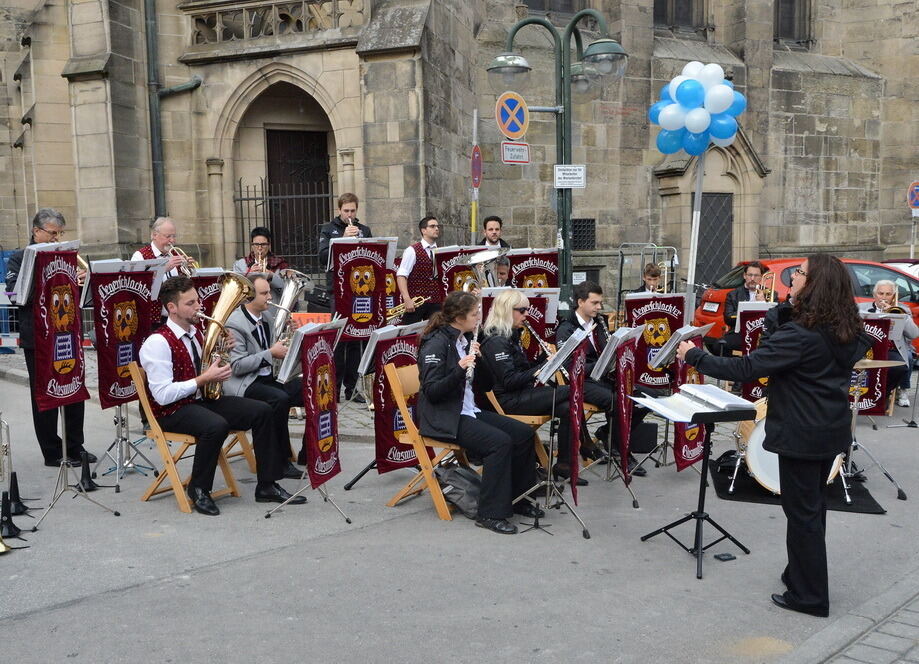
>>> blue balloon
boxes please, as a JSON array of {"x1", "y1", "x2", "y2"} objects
[
  {"x1": 660, "y1": 84, "x2": 672, "y2": 102},
  {"x1": 648, "y1": 100, "x2": 670, "y2": 125},
  {"x1": 656, "y1": 128, "x2": 686, "y2": 155},
  {"x1": 724, "y1": 80, "x2": 734, "y2": 89},
  {"x1": 675, "y1": 79, "x2": 705, "y2": 109},
  {"x1": 683, "y1": 131, "x2": 710, "y2": 156},
  {"x1": 709, "y1": 113, "x2": 738, "y2": 139},
  {"x1": 727, "y1": 90, "x2": 747, "y2": 116}
]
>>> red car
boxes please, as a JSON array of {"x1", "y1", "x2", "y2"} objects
[{"x1": 693, "y1": 258, "x2": 919, "y2": 349}]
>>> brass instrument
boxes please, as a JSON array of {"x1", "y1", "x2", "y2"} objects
[
  {"x1": 267, "y1": 269, "x2": 313, "y2": 374},
  {"x1": 457, "y1": 248, "x2": 509, "y2": 292},
  {"x1": 521, "y1": 319, "x2": 569, "y2": 380},
  {"x1": 252, "y1": 253, "x2": 268, "y2": 274},
  {"x1": 386, "y1": 296, "x2": 429, "y2": 322},
  {"x1": 656, "y1": 260, "x2": 669, "y2": 294},
  {"x1": 754, "y1": 271, "x2": 776, "y2": 303},
  {"x1": 76, "y1": 254, "x2": 89, "y2": 287},
  {"x1": 198, "y1": 272, "x2": 255, "y2": 400},
  {"x1": 164, "y1": 243, "x2": 199, "y2": 277}
]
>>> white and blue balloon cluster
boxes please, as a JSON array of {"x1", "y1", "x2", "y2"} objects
[{"x1": 648, "y1": 61, "x2": 747, "y2": 156}]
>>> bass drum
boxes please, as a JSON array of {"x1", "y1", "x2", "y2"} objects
[{"x1": 745, "y1": 419, "x2": 846, "y2": 496}]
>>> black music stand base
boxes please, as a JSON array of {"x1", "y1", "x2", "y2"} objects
[{"x1": 641, "y1": 423, "x2": 749, "y2": 579}]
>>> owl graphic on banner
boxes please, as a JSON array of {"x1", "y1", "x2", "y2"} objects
[
  {"x1": 350, "y1": 265, "x2": 375, "y2": 323},
  {"x1": 453, "y1": 270, "x2": 476, "y2": 292},
  {"x1": 113, "y1": 299, "x2": 140, "y2": 377},
  {"x1": 50, "y1": 284, "x2": 78, "y2": 375},
  {"x1": 523, "y1": 273, "x2": 549, "y2": 289},
  {"x1": 642, "y1": 317, "x2": 672, "y2": 371},
  {"x1": 316, "y1": 363, "x2": 335, "y2": 451}
]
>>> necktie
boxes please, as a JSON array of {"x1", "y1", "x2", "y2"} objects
[
  {"x1": 187, "y1": 333, "x2": 202, "y2": 374},
  {"x1": 255, "y1": 322, "x2": 268, "y2": 350}
]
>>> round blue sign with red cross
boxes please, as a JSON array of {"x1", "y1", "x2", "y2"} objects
[{"x1": 495, "y1": 91, "x2": 529, "y2": 141}]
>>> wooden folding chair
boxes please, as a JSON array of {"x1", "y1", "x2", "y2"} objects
[
  {"x1": 128, "y1": 362, "x2": 242, "y2": 513},
  {"x1": 484, "y1": 391, "x2": 551, "y2": 469},
  {"x1": 383, "y1": 362, "x2": 469, "y2": 521}
]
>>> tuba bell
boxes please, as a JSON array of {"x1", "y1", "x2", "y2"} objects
[
  {"x1": 267, "y1": 269, "x2": 313, "y2": 375},
  {"x1": 198, "y1": 272, "x2": 254, "y2": 400}
]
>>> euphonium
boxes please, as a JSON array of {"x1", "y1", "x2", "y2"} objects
[
  {"x1": 164, "y1": 243, "x2": 199, "y2": 277},
  {"x1": 267, "y1": 269, "x2": 313, "y2": 374},
  {"x1": 199, "y1": 272, "x2": 254, "y2": 400}
]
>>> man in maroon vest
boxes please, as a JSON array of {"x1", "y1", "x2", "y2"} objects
[
  {"x1": 138, "y1": 276, "x2": 306, "y2": 515},
  {"x1": 396, "y1": 215, "x2": 443, "y2": 325},
  {"x1": 130, "y1": 217, "x2": 188, "y2": 277}
]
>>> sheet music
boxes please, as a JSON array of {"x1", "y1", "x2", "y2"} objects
[
  {"x1": 357, "y1": 321, "x2": 426, "y2": 376},
  {"x1": 860, "y1": 311, "x2": 909, "y2": 361},
  {"x1": 590, "y1": 325, "x2": 644, "y2": 382},
  {"x1": 631, "y1": 384, "x2": 754, "y2": 423},
  {"x1": 536, "y1": 326, "x2": 588, "y2": 385},
  {"x1": 734, "y1": 301, "x2": 777, "y2": 333},
  {"x1": 276, "y1": 317, "x2": 347, "y2": 383},
  {"x1": 80, "y1": 258, "x2": 169, "y2": 307},
  {"x1": 679, "y1": 383, "x2": 755, "y2": 410},
  {"x1": 11, "y1": 240, "x2": 81, "y2": 305},
  {"x1": 648, "y1": 322, "x2": 715, "y2": 370}
]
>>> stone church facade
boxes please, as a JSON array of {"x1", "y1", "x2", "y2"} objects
[{"x1": 1, "y1": 0, "x2": 917, "y2": 292}]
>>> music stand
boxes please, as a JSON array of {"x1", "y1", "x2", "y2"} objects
[{"x1": 636, "y1": 384, "x2": 754, "y2": 579}]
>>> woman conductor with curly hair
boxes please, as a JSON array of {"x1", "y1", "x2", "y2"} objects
[{"x1": 677, "y1": 254, "x2": 870, "y2": 617}]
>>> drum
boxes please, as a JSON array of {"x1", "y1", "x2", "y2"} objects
[
  {"x1": 734, "y1": 397, "x2": 768, "y2": 449},
  {"x1": 745, "y1": 419, "x2": 846, "y2": 495}
]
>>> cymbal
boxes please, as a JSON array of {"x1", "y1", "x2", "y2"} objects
[{"x1": 853, "y1": 359, "x2": 905, "y2": 370}]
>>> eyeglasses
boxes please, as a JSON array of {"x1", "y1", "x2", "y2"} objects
[
  {"x1": 512, "y1": 307, "x2": 529, "y2": 314},
  {"x1": 251, "y1": 242, "x2": 270, "y2": 247},
  {"x1": 38, "y1": 227, "x2": 65, "y2": 238},
  {"x1": 794, "y1": 267, "x2": 807, "y2": 277}
]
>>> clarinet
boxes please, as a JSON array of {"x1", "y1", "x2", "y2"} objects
[
  {"x1": 521, "y1": 319, "x2": 569, "y2": 380},
  {"x1": 596, "y1": 313, "x2": 611, "y2": 347}
]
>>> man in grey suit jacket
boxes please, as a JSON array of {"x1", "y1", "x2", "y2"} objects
[{"x1": 226, "y1": 274, "x2": 303, "y2": 479}]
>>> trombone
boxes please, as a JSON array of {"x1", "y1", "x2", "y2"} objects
[
  {"x1": 386, "y1": 296, "x2": 428, "y2": 323},
  {"x1": 656, "y1": 260, "x2": 669, "y2": 294},
  {"x1": 754, "y1": 271, "x2": 776, "y2": 302}
]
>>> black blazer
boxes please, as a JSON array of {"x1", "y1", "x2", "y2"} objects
[
  {"x1": 480, "y1": 331, "x2": 544, "y2": 398},
  {"x1": 686, "y1": 322, "x2": 870, "y2": 459},
  {"x1": 723, "y1": 285, "x2": 755, "y2": 330},
  {"x1": 477, "y1": 237, "x2": 510, "y2": 248},
  {"x1": 317, "y1": 216, "x2": 373, "y2": 282},
  {"x1": 418, "y1": 325, "x2": 494, "y2": 441},
  {"x1": 556, "y1": 314, "x2": 606, "y2": 377}
]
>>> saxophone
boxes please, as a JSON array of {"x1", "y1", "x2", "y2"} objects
[
  {"x1": 198, "y1": 272, "x2": 255, "y2": 400},
  {"x1": 267, "y1": 269, "x2": 313, "y2": 375}
]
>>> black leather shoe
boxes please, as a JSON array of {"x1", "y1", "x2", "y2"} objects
[
  {"x1": 513, "y1": 502, "x2": 545, "y2": 519},
  {"x1": 282, "y1": 462, "x2": 303, "y2": 480},
  {"x1": 553, "y1": 464, "x2": 588, "y2": 486},
  {"x1": 255, "y1": 483, "x2": 307, "y2": 505},
  {"x1": 45, "y1": 457, "x2": 81, "y2": 468},
  {"x1": 475, "y1": 517, "x2": 517, "y2": 534},
  {"x1": 74, "y1": 449, "x2": 98, "y2": 464},
  {"x1": 344, "y1": 390, "x2": 366, "y2": 404},
  {"x1": 770, "y1": 593, "x2": 828, "y2": 618},
  {"x1": 188, "y1": 487, "x2": 220, "y2": 516},
  {"x1": 629, "y1": 457, "x2": 648, "y2": 477},
  {"x1": 580, "y1": 442, "x2": 609, "y2": 463}
]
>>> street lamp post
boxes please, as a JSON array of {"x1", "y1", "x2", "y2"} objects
[{"x1": 487, "y1": 9, "x2": 627, "y2": 304}]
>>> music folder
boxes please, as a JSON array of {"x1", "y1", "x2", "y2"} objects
[
  {"x1": 734, "y1": 301, "x2": 777, "y2": 333},
  {"x1": 277, "y1": 317, "x2": 347, "y2": 384},
  {"x1": 631, "y1": 383, "x2": 757, "y2": 424},
  {"x1": 648, "y1": 322, "x2": 715, "y2": 370},
  {"x1": 326, "y1": 237, "x2": 399, "y2": 270},
  {"x1": 860, "y1": 310, "x2": 910, "y2": 362},
  {"x1": 357, "y1": 321, "x2": 426, "y2": 376},
  {"x1": 11, "y1": 240, "x2": 81, "y2": 305},
  {"x1": 80, "y1": 258, "x2": 169, "y2": 308},
  {"x1": 590, "y1": 325, "x2": 645, "y2": 382},
  {"x1": 536, "y1": 326, "x2": 589, "y2": 385}
]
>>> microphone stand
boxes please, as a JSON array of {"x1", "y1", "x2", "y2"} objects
[{"x1": 887, "y1": 362, "x2": 919, "y2": 429}]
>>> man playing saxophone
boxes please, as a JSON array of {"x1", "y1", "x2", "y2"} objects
[
  {"x1": 138, "y1": 276, "x2": 305, "y2": 515},
  {"x1": 224, "y1": 274, "x2": 304, "y2": 478}
]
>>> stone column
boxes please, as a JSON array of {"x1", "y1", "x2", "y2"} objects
[
  {"x1": 338, "y1": 148, "x2": 355, "y2": 194},
  {"x1": 206, "y1": 157, "x2": 227, "y2": 266}
]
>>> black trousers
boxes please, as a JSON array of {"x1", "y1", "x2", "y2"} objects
[
  {"x1": 455, "y1": 410, "x2": 537, "y2": 519},
  {"x1": 498, "y1": 385, "x2": 571, "y2": 458},
  {"x1": 157, "y1": 396, "x2": 277, "y2": 491},
  {"x1": 244, "y1": 375, "x2": 303, "y2": 465},
  {"x1": 886, "y1": 350, "x2": 908, "y2": 394},
  {"x1": 400, "y1": 301, "x2": 441, "y2": 326},
  {"x1": 705, "y1": 332, "x2": 742, "y2": 356},
  {"x1": 778, "y1": 454, "x2": 835, "y2": 613},
  {"x1": 582, "y1": 379, "x2": 653, "y2": 450},
  {"x1": 24, "y1": 348, "x2": 85, "y2": 463},
  {"x1": 334, "y1": 340, "x2": 362, "y2": 394}
]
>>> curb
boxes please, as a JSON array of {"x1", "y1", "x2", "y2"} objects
[
  {"x1": 779, "y1": 565, "x2": 919, "y2": 663},
  {"x1": 0, "y1": 366, "x2": 28, "y2": 387}
]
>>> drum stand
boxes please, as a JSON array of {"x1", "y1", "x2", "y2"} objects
[
  {"x1": 32, "y1": 407, "x2": 121, "y2": 531},
  {"x1": 92, "y1": 404, "x2": 158, "y2": 492}
]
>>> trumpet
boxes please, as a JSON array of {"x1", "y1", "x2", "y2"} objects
[
  {"x1": 754, "y1": 271, "x2": 776, "y2": 302},
  {"x1": 252, "y1": 252, "x2": 268, "y2": 274},
  {"x1": 76, "y1": 254, "x2": 89, "y2": 286},
  {"x1": 164, "y1": 243, "x2": 199, "y2": 277},
  {"x1": 521, "y1": 319, "x2": 569, "y2": 380},
  {"x1": 386, "y1": 296, "x2": 429, "y2": 322}
]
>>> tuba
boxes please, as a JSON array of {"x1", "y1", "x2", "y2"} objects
[
  {"x1": 267, "y1": 269, "x2": 314, "y2": 374},
  {"x1": 198, "y1": 272, "x2": 254, "y2": 400}
]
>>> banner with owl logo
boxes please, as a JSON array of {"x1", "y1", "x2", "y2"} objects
[
  {"x1": 852, "y1": 318, "x2": 890, "y2": 416},
  {"x1": 92, "y1": 271, "x2": 158, "y2": 409},
  {"x1": 672, "y1": 338, "x2": 705, "y2": 471},
  {"x1": 300, "y1": 328, "x2": 341, "y2": 488},
  {"x1": 383, "y1": 266, "x2": 400, "y2": 325},
  {"x1": 331, "y1": 241, "x2": 387, "y2": 342},
  {"x1": 434, "y1": 246, "x2": 488, "y2": 300},
  {"x1": 625, "y1": 293, "x2": 686, "y2": 390},
  {"x1": 567, "y1": 341, "x2": 587, "y2": 504},
  {"x1": 739, "y1": 307, "x2": 770, "y2": 402},
  {"x1": 615, "y1": 337, "x2": 637, "y2": 484},
  {"x1": 507, "y1": 249, "x2": 559, "y2": 288},
  {"x1": 32, "y1": 250, "x2": 90, "y2": 411}
]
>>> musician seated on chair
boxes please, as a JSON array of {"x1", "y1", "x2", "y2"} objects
[
  {"x1": 860, "y1": 279, "x2": 919, "y2": 407},
  {"x1": 131, "y1": 216, "x2": 189, "y2": 277},
  {"x1": 632, "y1": 262, "x2": 661, "y2": 293},
  {"x1": 138, "y1": 275, "x2": 306, "y2": 516},
  {"x1": 556, "y1": 281, "x2": 650, "y2": 476},
  {"x1": 480, "y1": 289, "x2": 588, "y2": 486},
  {"x1": 706, "y1": 261, "x2": 766, "y2": 357},
  {"x1": 418, "y1": 291, "x2": 541, "y2": 535},
  {"x1": 224, "y1": 274, "x2": 304, "y2": 480},
  {"x1": 232, "y1": 227, "x2": 290, "y2": 304}
]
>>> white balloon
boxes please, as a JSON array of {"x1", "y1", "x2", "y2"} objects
[
  {"x1": 658, "y1": 103, "x2": 686, "y2": 131},
  {"x1": 704, "y1": 84, "x2": 734, "y2": 114},
  {"x1": 711, "y1": 135, "x2": 736, "y2": 147},
  {"x1": 684, "y1": 107, "x2": 711, "y2": 134},
  {"x1": 668, "y1": 75, "x2": 688, "y2": 104},
  {"x1": 698, "y1": 63, "x2": 725, "y2": 90},
  {"x1": 681, "y1": 61, "x2": 704, "y2": 78}
]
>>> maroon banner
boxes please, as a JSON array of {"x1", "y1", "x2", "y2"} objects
[
  {"x1": 32, "y1": 250, "x2": 90, "y2": 411},
  {"x1": 852, "y1": 318, "x2": 891, "y2": 416},
  {"x1": 614, "y1": 337, "x2": 637, "y2": 485},
  {"x1": 92, "y1": 271, "x2": 158, "y2": 409},
  {"x1": 672, "y1": 338, "x2": 705, "y2": 471},
  {"x1": 300, "y1": 328, "x2": 342, "y2": 488},
  {"x1": 739, "y1": 307, "x2": 770, "y2": 402},
  {"x1": 436, "y1": 247, "x2": 487, "y2": 300},
  {"x1": 625, "y1": 294, "x2": 686, "y2": 390},
  {"x1": 373, "y1": 334, "x2": 432, "y2": 473},
  {"x1": 507, "y1": 249, "x2": 559, "y2": 288},
  {"x1": 384, "y1": 267, "x2": 400, "y2": 326},
  {"x1": 567, "y1": 341, "x2": 587, "y2": 504},
  {"x1": 193, "y1": 273, "x2": 224, "y2": 334},
  {"x1": 332, "y1": 242, "x2": 387, "y2": 342}
]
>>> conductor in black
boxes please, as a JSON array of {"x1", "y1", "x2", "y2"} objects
[
  {"x1": 417, "y1": 291, "x2": 541, "y2": 535},
  {"x1": 677, "y1": 254, "x2": 871, "y2": 618}
]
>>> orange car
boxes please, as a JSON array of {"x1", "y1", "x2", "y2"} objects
[{"x1": 693, "y1": 258, "x2": 919, "y2": 349}]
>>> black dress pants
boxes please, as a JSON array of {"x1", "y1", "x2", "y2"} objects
[
  {"x1": 334, "y1": 340, "x2": 362, "y2": 395},
  {"x1": 244, "y1": 375, "x2": 303, "y2": 466},
  {"x1": 498, "y1": 385, "x2": 571, "y2": 458},
  {"x1": 24, "y1": 348, "x2": 85, "y2": 463},
  {"x1": 455, "y1": 410, "x2": 537, "y2": 519},
  {"x1": 778, "y1": 454, "x2": 835, "y2": 614},
  {"x1": 157, "y1": 396, "x2": 276, "y2": 491}
]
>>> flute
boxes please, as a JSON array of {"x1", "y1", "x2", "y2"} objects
[{"x1": 466, "y1": 319, "x2": 480, "y2": 382}]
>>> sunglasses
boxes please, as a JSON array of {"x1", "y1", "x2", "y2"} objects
[{"x1": 512, "y1": 307, "x2": 529, "y2": 314}]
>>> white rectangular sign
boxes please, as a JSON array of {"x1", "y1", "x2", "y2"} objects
[
  {"x1": 554, "y1": 164, "x2": 586, "y2": 189},
  {"x1": 501, "y1": 141, "x2": 530, "y2": 164}
]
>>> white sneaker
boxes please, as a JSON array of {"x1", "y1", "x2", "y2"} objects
[{"x1": 897, "y1": 394, "x2": 910, "y2": 408}]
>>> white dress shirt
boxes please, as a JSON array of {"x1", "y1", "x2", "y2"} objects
[
  {"x1": 397, "y1": 239, "x2": 437, "y2": 278},
  {"x1": 139, "y1": 318, "x2": 201, "y2": 405},
  {"x1": 455, "y1": 335, "x2": 479, "y2": 418},
  {"x1": 575, "y1": 311, "x2": 598, "y2": 351},
  {"x1": 131, "y1": 243, "x2": 180, "y2": 277}
]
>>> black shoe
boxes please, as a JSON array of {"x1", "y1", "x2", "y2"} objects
[
  {"x1": 45, "y1": 457, "x2": 81, "y2": 468},
  {"x1": 513, "y1": 502, "x2": 545, "y2": 519},
  {"x1": 255, "y1": 483, "x2": 307, "y2": 505},
  {"x1": 282, "y1": 462, "x2": 303, "y2": 480},
  {"x1": 187, "y1": 487, "x2": 220, "y2": 516},
  {"x1": 553, "y1": 464, "x2": 588, "y2": 486},
  {"x1": 770, "y1": 593, "x2": 828, "y2": 618},
  {"x1": 580, "y1": 442, "x2": 609, "y2": 463},
  {"x1": 74, "y1": 449, "x2": 98, "y2": 464},
  {"x1": 344, "y1": 390, "x2": 366, "y2": 404},
  {"x1": 475, "y1": 517, "x2": 517, "y2": 534},
  {"x1": 629, "y1": 457, "x2": 648, "y2": 477}
]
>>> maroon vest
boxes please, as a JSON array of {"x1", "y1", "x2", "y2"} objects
[
  {"x1": 147, "y1": 325, "x2": 203, "y2": 419},
  {"x1": 137, "y1": 244, "x2": 156, "y2": 260},
  {"x1": 407, "y1": 242, "x2": 442, "y2": 302}
]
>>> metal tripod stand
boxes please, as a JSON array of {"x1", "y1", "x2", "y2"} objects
[{"x1": 92, "y1": 404, "x2": 158, "y2": 492}]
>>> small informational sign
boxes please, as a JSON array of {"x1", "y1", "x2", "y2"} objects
[
  {"x1": 501, "y1": 141, "x2": 530, "y2": 164},
  {"x1": 495, "y1": 91, "x2": 529, "y2": 141},
  {"x1": 554, "y1": 164, "x2": 587, "y2": 189},
  {"x1": 471, "y1": 145, "x2": 482, "y2": 189},
  {"x1": 572, "y1": 271, "x2": 587, "y2": 285}
]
